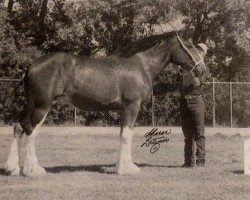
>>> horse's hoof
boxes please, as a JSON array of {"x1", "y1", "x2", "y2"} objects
[
  {"x1": 118, "y1": 163, "x2": 141, "y2": 175},
  {"x1": 22, "y1": 165, "x2": 46, "y2": 177},
  {"x1": 4, "y1": 165, "x2": 20, "y2": 176}
]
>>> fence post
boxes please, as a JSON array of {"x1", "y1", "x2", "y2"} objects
[
  {"x1": 74, "y1": 108, "x2": 77, "y2": 126},
  {"x1": 212, "y1": 78, "x2": 216, "y2": 127},
  {"x1": 151, "y1": 88, "x2": 155, "y2": 127},
  {"x1": 230, "y1": 82, "x2": 233, "y2": 128}
]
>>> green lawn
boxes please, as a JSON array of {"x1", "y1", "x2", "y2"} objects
[{"x1": 0, "y1": 129, "x2": 249, "y2": 200}]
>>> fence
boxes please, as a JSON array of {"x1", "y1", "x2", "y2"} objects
[{"x1": 0, "y1": 78, "x2": 249, "y2": 127}]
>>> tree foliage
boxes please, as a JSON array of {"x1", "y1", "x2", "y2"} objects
[
  {"x1": 176, "y1": 0, "x2": 249, "y2": 81},
  {"x1": 0, "y1": 0, "x2": 249, "y2": 127},
  {"x1": 1, "y1": 0, "x2": 248, "y2": 79},
  {"x1": 0, "y1": 7, "x2": 41, "y2": 78}
]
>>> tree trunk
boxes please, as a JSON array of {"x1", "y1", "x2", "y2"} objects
[
  {"x1": 39, "y1": 0, "x2": 49, "y2": 22},
  {"x1": 4, "y1": 0, "x2": 14, "y2": 13},
  {"x1": 37, "y1": 0, "x2": 49, "y2": 46}
]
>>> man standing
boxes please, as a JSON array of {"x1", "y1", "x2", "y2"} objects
[{"x1": 179, "y1": 44, "x2": 209, "y2": 168}]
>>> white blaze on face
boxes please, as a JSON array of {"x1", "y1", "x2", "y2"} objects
[
  {"x1": 72, "y1": 59, "x2": 77, "y2": 66},
  {"x1": 197, "y1": 43, "x2": 208, "y2": 59}
]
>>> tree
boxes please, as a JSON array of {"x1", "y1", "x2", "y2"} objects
[
  {"x1": 0, "y1": 7, "x2": 41, "y2": 78},
  {"x1": 175, "y1": 0, "x2": 249, "y2": 81},
  {"x1": 0, "y1": 0, "x2": 248, "y2": 126},
  {"x1": 0, "y1": 6, "x2": 41, "y2": 124}
]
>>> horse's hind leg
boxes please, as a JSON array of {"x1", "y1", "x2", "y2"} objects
[
  {"x1": 21, "y1": 105, "x2": 49, "y2": 177},
  {"x1": 4, "y1": 124, "x2": 24, "y2": 175},
  {"x1": 117, "y1": 99, "x2": 141, "y2": 175}
]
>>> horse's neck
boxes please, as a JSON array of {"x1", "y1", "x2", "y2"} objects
[{"x1": 136, "y1": 45, "x2": 171, "y2": 79}]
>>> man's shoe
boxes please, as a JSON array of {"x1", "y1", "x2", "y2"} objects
[
  {"x1": 196, "y1": 162, "x2": 205, "y2": 167},
  {"x1": 182, "y1": 163, "x2": 195, "y2": 168}
]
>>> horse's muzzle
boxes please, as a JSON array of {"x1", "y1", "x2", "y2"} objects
[{"x1": 194, "y1": 61, "x2": 207, "y2": 77}]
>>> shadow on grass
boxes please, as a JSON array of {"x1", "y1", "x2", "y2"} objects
[
  {"x1": 45, "y1": 164, "x2": 116, "y2": 174},
  {"x1": 231, "y1": 170, "x2": 244, "y2": 174},
  {"x1": 45, "y1": 163, "x2": 171, "y2": 174},
  {"x1": 137, "y1": 163, "x2": 184, "y2": 168},
  {"x1": 136, "y1": 163, "x2": 167, "y2": 168},
  {"x1": 0, "y1": 163, "x2": 180, "y2": 176},
  {"x1": 166, "y1": 165, "x2": 182, "y2": 168},
  {"x1": 0, "y1": 168, "x2": 7, "y2": 176}
]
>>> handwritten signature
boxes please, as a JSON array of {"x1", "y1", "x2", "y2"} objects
[{"x1": 141, "y1": 128, "x2": 171, "y2": 154}]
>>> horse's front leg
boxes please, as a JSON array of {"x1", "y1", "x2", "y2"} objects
[
  {"x1": 22, "y1": 110, "x2": 48, "y2": 177},
  {"x1": 5, "y1": 124, "x2": 23, "y2": 175},
  {"x1": 117, "y1": 99, "x2": 141, "y2": 175}
]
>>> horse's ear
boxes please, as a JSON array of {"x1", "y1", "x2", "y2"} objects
[
  {"x1": 177, "y1": 30, "x2": 186, "y2": 39},
  {"x1": 196, "y1": 43, "x2": 208, "y2": 58},
  {"x1": 177, "y1": 27, "x2": 192, "y2": 40},
  {"x1": 177, "y1": 30, "x2": 184, "y2": 38}
]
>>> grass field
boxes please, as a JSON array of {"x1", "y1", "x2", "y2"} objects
[{"x1": 0, "y1": 127, "x2": 250, "y2": 200}]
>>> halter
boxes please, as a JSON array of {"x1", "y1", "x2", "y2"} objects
[{"x1": 176, "y1": 34, "x2": 204, "y2": 76}]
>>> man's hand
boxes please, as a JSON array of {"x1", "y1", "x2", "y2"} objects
[
  {"x1": 195, "y1": 62, "x2": 206, "y2": 77},
  {"x1": 193, "y1": 77, "x2": 201, "y2": 87}
]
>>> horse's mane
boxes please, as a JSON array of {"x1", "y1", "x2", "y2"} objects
[{"x1": 116, "y1": 31, "x2": 177, "y2": 58}]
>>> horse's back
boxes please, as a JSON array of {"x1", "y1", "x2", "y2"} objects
[
  {"x1": 25, "y1": 52, "x2": 78, "y2": 103},
  {"x1": 66, "y1": 55, "x2": 151, "y2": 106},
  {"x1": 24, "y1": 52, "x2": 151, "y2": 111},
  {"x1": 28, "y1": 52, "x2": 78, "y2": 71}
]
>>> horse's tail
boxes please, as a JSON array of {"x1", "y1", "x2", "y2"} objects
[{"x1": 0, "y1": 69, "x2": 27, "y2": 111}]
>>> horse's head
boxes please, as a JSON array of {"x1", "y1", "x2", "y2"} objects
[{"x1": 171, "y1": 34, "x2": 208, "y2": 76}]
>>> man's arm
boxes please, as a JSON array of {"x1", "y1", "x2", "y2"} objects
[{"x1": 193, "y1": 66, "x2": 211, "y2": 87}]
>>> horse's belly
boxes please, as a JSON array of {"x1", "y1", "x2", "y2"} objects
[{"x1": 63, "y1": 93, "x2": 122, "y2": 111}]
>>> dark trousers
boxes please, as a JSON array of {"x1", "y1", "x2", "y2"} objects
[{"x1": 180, "y1": 95, "x2": 205, "y2": 165}]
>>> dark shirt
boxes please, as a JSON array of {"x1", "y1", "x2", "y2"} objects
[{"x1": 179, "y1": 68, "x2": 209, "y2": 97}]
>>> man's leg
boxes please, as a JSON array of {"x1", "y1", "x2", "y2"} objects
[
  {"x1": 183, "y1": 132, "x2": 196, "y2": 166},
  {"x1": 193, "y1": 96, "x2": 206, "y2": 166},
  {"x1": 180, "y1": 99, "x2": 196, "y2": 167}
]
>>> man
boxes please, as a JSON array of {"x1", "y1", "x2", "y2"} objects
[{"x1": 179, "y1": 43, "x2": 209, "y2": 168}]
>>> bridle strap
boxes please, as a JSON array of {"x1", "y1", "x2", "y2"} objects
[
  {"x1": 177, "y1": 65, "x2": 198, "y2": 76},
  {"x1": 176, "y1": 34, "x2": 204, "y2": 75}
]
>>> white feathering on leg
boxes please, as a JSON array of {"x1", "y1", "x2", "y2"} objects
[
  {"x1": 23, "y1": 114, "x2": 47, "y2": 177},
  {"x1": 5, "y1": 125, "x2": 23, "y2": 176},
  {"x1": 5, "y1": 137, "x2": 21, "y2": 175},
  {"x1": 117, "y1": 126, "x2": 140, "y2": 175}
]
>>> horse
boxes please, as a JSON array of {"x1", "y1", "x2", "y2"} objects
[{"x1": 4, "y1": 31, "x2": 208, "y2": 177}]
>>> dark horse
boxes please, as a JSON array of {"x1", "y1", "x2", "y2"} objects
[{"x1": 5, "y1": 31, "x2": 207, "y2": 176}]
